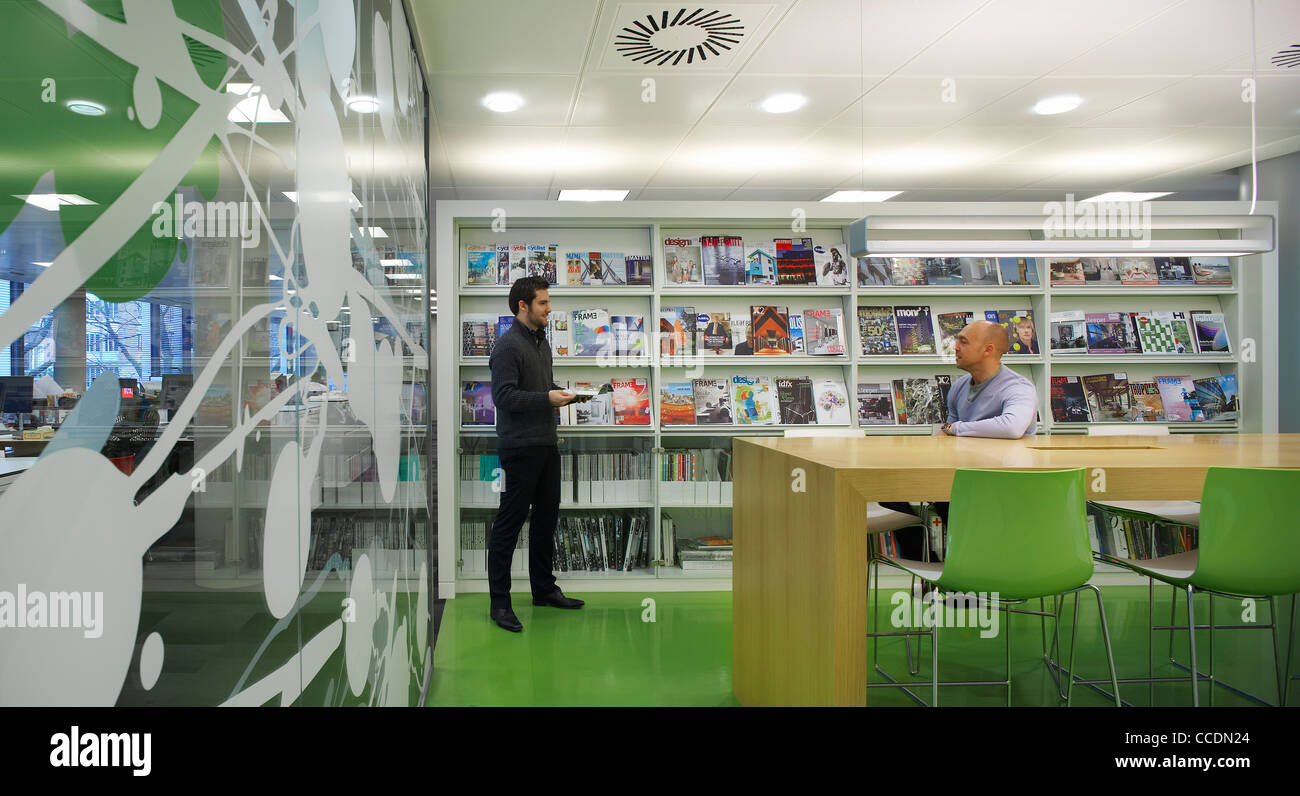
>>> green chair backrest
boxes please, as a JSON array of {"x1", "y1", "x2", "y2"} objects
[
  {"x1": 1194, "y1": 467, "x2": 1300, "y2": 596},
  {"x1": 940, "y1": 468, "x2": 1093, "y2": 600}
]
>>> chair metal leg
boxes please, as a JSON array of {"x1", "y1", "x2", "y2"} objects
[
  {"x1": 1267, "y1": 596, "x2": 1283, "y2": 706},
  {"x1": 932, "y1": 586, "x2": 940, "y2": 708},
  {"x1": 1005, "y1": 598, "x2": 1013, "y2": 707},
  {"x1": 1208, "y1": 592, "x2": 1215, "y2": 707},
  {"x1": 1065, "y1": 591, "x2": 1082, "y2": 705},
  {"x1": 1286, "y1": 594, "x2": 1298, "y2": 707},
  {"x1": 1086, "y1": 583, "x2": 1122, "y2": 707},
  {"x1": 1147, "y1": 577, "x2": 1155, "y2": 707},
  {"x1": 1186, "y1": 584, "x2": 1200, "y2": 707}
]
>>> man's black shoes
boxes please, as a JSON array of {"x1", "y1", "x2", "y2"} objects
[
  {"x1": 532, "y1": 590, "x2": 585, "y2": 609},
  {"x1": 490, "y1": 607, "x2": 523, "y2": 632}
]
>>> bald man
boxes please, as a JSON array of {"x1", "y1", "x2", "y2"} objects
[{"x1": 881, "y1": 320, "x2": 1038, "y2": 557}]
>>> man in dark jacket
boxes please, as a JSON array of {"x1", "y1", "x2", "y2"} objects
[{"x1": 487, "y1": 276, "x2": 583, "y2": 632}]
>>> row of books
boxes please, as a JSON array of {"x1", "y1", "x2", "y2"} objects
[
  {"x1": 554, "y1": 513, "x2": 651, "y2": 573},
  {"x1": 1050, "y1": 310, "x2": 1231, "y2": 355},
  {"x1": 457, "y1": 518, "x2": 530, "y2": 576},
  {"x1": 1086, "y1": 504, "x2": 1196, "y2": 560},
  {"x1": 1051, "y1": 373, "x2": 1239, "y2": 423},
  {"x1": 661, "y1": 449, "x2": 733, "y2": 504},
  {"x1": 203, "y1": 451, "x2": 424, "y2": 485},
  {"x1": 674, "y1": 534, "x2": 734, "y2": 572},
  {"x1": 661, "y1": 305, "x2": 845, "y2": 356},
  {"x1": 306, "y1": 515, "x2": 422, "y2": 572},
  {"x1": 859, "y1": 306, "x2": 1037, "y2": 356},
  {"x1": 462, "y1": 311, "x2": 648, "y2": 358},
  {"x1": 466, "y1": 244, "x2": 652, "y2": 287},
  {"x1": 663, "y1": 376, "x2": 851, "y2": 426},
  {"x1": 862, "y1": 255, "x2": 1232, "y2": 288},
  {"x1": 458, "y1": 451, "x2": 654, "y2": 503}
]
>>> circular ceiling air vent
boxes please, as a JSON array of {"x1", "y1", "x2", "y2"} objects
[
  {"x1": 615, "y1": 8, "x2": 744, "y2": 66},
  {"x1": 1271, "y1": 44, "x2": 1300, "y2": 68}
]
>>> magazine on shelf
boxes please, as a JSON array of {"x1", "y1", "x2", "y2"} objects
[
  {"x1": 1047, "y1": 258, "x2": 1086, "y2": 285},
  {"x1": 508, "y1": 244, "x2": 528, "y2": 282},
  {"x1": 857, "y1": 382, "x2": 897, "y2": 425},
  {"x1": 858, "y1": 306, "x2": 900, "y2": 355},
  {"x1": 857, "y1": 257, "x2": 893, "y2": 286},
  {"x1": 597, "y1": 252, "x2": 627, "y2": 286},
  {"x1": 1155, "y1": 375, "x2": 1204, "y2": 422},
  {"x1": 547, "y1": 311, "x2": 571, "y2": 357},
  {"x1": 1049, "y1": 376, "x2": 1091, "y2": 423},
  {"x1": 1050, "y1": 310, "x2": 1088, "y2": 354},
  {"x1": 935, "y1": 374, "x2": 953, "y2": 418},
  {"x1": 625, "y1": 255, "x2": 652, "y2": 286},
  {"x1": 1080, "y1": 372, "x2": 1131, "y2": 422},
  {"x1": 1081, "y1": 258, "x2": 1121, "y2": 284},
  {"x1": 814, "y1": 242, "x2": 851, "y2": 286},
  {"x1": 775, "y1": 376, "x2": 816, "y2": 424},
  {"x1": 890, "y1": 257, "x2": 927, "y2": 286},
  {"x1": 902, "y1": 378, "x2": 944, "y2": 425},
  {"x1": 461, "y1": 313, "x2": 498, "y2": 357},
  {"x1": 563, "y1": 252, "x2": 585, "y2": 286},
  {"x1": 891, "y1": 380, "x2": 908, "y2": 424},
  {"x1": 731, "y1": 376, "x2": 776, "y2": 425},
  {"x1": 1202, "y1": 374, "x2": 1238, "y2": 421},
  {"x1": 750, "y1": 305, "x2": 792, "y2": 355},
  {"x1": 959, "y1": 257, "x2": 1000, "y2": 286},
  {"x1": 773, "y1": 237, "x2": 817, "y2": 285},
  {"x1": 612, "y1": 378, "x2": 651, "y2": 425},
  {"x1": 466, "y1": 245, "x2": 497, "y2": 285},
  {"x1": 813, "y1": 378, "x2": 851, "y2": 425},
  {"x1": 578, "y1": 251, "x2": 604, "y2": 285},
  {"x1": 460, "y1": 381, "x2": 494, "y2": 425},
  {"x1": 611, "y1": 314, "x2": 646, "y2": 358},
  {"x1": 1133, "y1": 311, "x2": 1176, "y2": 354},
  {"x1": 572, "y1": 380, "x2": 614, "y2": 425},
  {"x1": 985, "y1": 309, "x2": 1039, "y2": 355},
  {"x1": 526, "y1": 244, "x2": 558, "y2": 285},
  {"x1": 572, "y1": 309, "x2": 612, "y2": 356},
  {"x1": 1158, "y1": 311, "x2": 1195, "y2": 354},
  {"x1": 664, "y1": 237, "x2": 703, "y2": 285},
  {"x1": 702, "y1": 234, "x2": 746, "y2": 285},
  {"x1": 1118, "y1": 257, "x2": 1158, "y2": 285},
  {"x1": 895, "y1": 306, "x2": 936, "y2": 354},
  {"x1": 1085, "y1": 312, "x2": 1128, "y2": 354},
  {"x1": 802, "y1": 308, "x2": 846, "y2": 355},
  {"x1": 698, "y1": 311, "x2": 733, "y2": 354},
  {"x1": 659, "y1": 306, "x2": 694, "y2": 356},
  {"x1": 659, "y1": 381, "x2": 696, "y2": 426},
  {"x1": 923, "y1": 257, "x2": 963, "y2": 286},
  {"x1": 1129, "y1": 380, "x2": 1165, "y2": 422},
  {"x1": 495, "y1": 243, "x2": 511, "y2": 284},
  {"x1": 1155, "y1": 256, "x2": 1195, "y2": 286},
  {"x1": 1190, "y1": 257, "x2": 1232, "y2": 286},
  {"x1": 692, "y1": 378, "x2": 733, "y2": 425},
  {"x1": 936, "y1": 311, "x2": 973, "y2": 359},
  {"x1": 789, "y1": 312, "x2": 805, "y2": 354},
  {"x1": 1190, "y1": 311, "x2": 1231, "y2": 353},
  {"x1": 745, "y1": 242, "x2": 778, "y2": 285},
  {"x1": 997, "y1": 257, "x2": 1039, "y2": 286}
]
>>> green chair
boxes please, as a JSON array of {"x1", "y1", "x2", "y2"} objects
[
  {"x1": 1094, "y1": 467, "x2": 1300, "y2": 706},
  {"x1": 869, "y1": 467, "x2": 1121, "y2": 706}
]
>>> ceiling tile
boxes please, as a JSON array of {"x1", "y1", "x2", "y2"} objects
[
  {"x1": 957, "y1": 76, "x2": 1183, "y2": 127},
  {"x1": 897, "y1": 0, "x2": 1178, "y2": 77},
  {"x1": 439, "y1": 125, "x2": 567, "y2": 187},
  {"x1": 827, "y1": 76, "x2": 1027, "y2": 127},
  {"x1": 644, "y1": 124, "x2": 820, "y2": 186},
  {"x1": 700, "y1": 75, "x2": 870, "y2": 126},
  {"x1": 429, "y1": 75, "x2": 578, "y2": 126},
  {"x1": 410, "y1": 0, "x2": 602, "y2": 74},
  {"x1": 1083, "y1": 75, "x2": 1300, "y2": 128},
  {"x1": 550, "y1": 126, "x2": 689, "y2": 185},
  {"x1": 631, "y1": 186, "x2": 737, "y2": 200},
  {"x1": 1052, "y1": 0, "x2": 1254, "y2": 76},
  {"x1": 570, "y1": 73, "x2": 730, "y2": 126},
  {"x1": 724, "y1": 187, "x2": 832, "y2": 201}
]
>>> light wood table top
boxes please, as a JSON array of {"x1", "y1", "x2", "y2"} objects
[{"x1": 731, "y1": 433, "x2": 1300, "y2": 707}]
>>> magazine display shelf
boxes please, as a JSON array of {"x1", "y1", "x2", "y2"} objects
[{"x1": 437, "y1": 201, "x2": 1278, "y2": 597}]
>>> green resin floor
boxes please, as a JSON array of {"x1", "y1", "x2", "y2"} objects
[{"x1": 427, "y1": 588, "x2": 1296, "y2": 707}]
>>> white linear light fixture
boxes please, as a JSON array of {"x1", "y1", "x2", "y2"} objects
[
  {"x1": 558, "y1": 189, "x2": 629, "y2": 201},
  {"x1": 821, "y1": 190, "x2": 902, "y2": 203},
  {"x1": 13, "y1": 194, "x2": 96, "y2": 211},
  {"x1": 848, "y1": 214, "x2": 1275, "y2": 257},
  {"x1": 283, "y1": 191, "x2": 363, "y2": 210},
  {"x1": 1081, "y1": 192, "x2": 1174, "y2": 203}
]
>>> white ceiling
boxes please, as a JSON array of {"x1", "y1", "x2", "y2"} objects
[{"x1": 409, "y1": 0, "x2": 1300, "y2": 202}]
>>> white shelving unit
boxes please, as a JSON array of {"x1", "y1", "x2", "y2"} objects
[{"x1": 436, "y1": 201, "x2": 1279, "y2": 597}]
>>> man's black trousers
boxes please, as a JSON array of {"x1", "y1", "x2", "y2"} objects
[{"x1": 489, "y1": 445, "x2": 560, "y2": 609}]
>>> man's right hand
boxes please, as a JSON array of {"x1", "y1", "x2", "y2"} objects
[{"x1": 549, "y1": 389, "x2": 576, "y2": 406}]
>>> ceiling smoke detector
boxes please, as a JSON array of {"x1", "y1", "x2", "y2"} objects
[
  {"x1": 615, "y1": 8, "x2": 745, "y2": 66},
  {"x1": 1271, "y1": 44, "x2": 1300, "y2": 68}
]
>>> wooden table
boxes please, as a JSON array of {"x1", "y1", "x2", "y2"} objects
[{"x1": 731, "y1": 433, "x2": 1300, "y2": 707}]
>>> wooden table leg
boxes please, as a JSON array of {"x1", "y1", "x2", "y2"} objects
[{"x1": 733, "y1": 441, "x2": 868, "y2": 706}]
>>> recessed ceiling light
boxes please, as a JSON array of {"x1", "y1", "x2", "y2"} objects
[
  {"x1": 385, "y1": 273, "x2": 422, "y2": 280},
  {"x1": 760, "y1": 93, "x2": 807, "y2": 114},
  {"x1": 820, "y1": 190, "x2": 902, "y2": 202},
  {"x1": 482, "y1": 92, "x2": 524, "y2": 113},
  {"x1": 558, "y1": 189, "x2": 629, "y2": 202},
  {"x1": 1081, "y1": 191, "x2": 1174, "y2": 202},
  {"x1": 346, "y1": 95, "x2": 380, "y2": 114},
  {"x1": 66, "y1": 100, "x2": 106, "y2": 116},
  {"x1": 1032, "y1": 94, "x2": 1083, "y2": 115},
  {"x1": 282, "y1": 190, "x2": 362, "y2": 210},
  {"x1": 381, "y1": 258, "x2": 416, "y2": 267},
  {"x1": 32, "y1": 261, "x2": 54, "y2": 267},
  {"x1": 12, "y1": 194, "x2": 96, "y2": 212},
  {"x1": 350, "y1": 226, "x2": 388, "y2": 238},
  {"x1": 227, "y1": 93, "x2": 289, "y2": 123},
  {"x1": 269, "y1": 274, "x2": 283, "y2": 281}
]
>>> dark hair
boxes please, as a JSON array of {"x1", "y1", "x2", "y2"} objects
[{"x1": 508, "y1": 276, "x2": 550, "y2": 315}]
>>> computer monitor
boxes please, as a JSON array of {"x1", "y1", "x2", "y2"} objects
[
  {"x1": 0, "y1": 376, "x2": 34, "y2": 414},
  {"x1": 161, "y1": 373, "x2": 193, "y2": 413}
]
